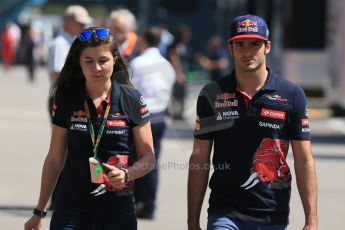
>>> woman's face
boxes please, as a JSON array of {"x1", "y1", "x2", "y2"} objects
[{"x1": 80, "y1": 44, "x2": 115, "y2": 85}]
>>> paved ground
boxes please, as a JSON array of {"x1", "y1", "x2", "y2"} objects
[{"x1": 1, "y1": 65, "x2": 345, "y2": 229}]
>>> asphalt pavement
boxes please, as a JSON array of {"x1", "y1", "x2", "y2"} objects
[{"x1": 1, "y1": 64, "x2": 345, "y2": 229}]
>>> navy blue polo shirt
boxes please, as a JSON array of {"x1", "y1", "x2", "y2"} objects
[
  {"x1": 52, "y1": 81, "x2": 150, "y2": 214},
  {"x1": 194, "y1": 69, "x2": 310, "y2": 225}
]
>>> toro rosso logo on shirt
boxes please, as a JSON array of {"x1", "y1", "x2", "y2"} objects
[
  {"x1": 261, "y1": 108, "x2": 285, "y2": 120},
  {"x1": 241, "y1": 138, "x2": 291, "y2": 190},
  {"x1": 265, "y1": 94, "x2": 288, "y2": 102}
]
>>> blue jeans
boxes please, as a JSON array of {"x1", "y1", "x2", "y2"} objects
[
  {"x1": 50, "y1": 210, "x2": 137, "y2": 230},
  {"x1": 207, "y1": 215, "x2": 287, "y2": 230}
]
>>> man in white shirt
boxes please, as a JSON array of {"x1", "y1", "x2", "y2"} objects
[
  {"x1": 48, "y1": 5, "x2": 92, "y2": 84},
  {"x1": 130, "y1": 26, "x2": 176, "y2": 219}
]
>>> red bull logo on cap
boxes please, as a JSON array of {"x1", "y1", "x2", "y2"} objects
[
  {"x1": 237, "y1": 19, "x2": 259, "y2": 33},
  {"x1": 229, "y1": 15, "x2": 269, "y2": 42}
]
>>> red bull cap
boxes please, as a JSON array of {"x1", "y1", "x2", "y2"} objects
[{"x1": 228, "y1": 15, "x2": 269, "y2": 42}]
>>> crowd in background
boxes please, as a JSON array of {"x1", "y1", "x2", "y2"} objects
[{"x1": 0, "y1": 7, "x2": 230, "y2": 85}]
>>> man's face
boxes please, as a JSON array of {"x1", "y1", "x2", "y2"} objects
[
  {"x1": 110, "y1": 19, "x2": 127, "y2": 45},
  {"x1": 65, "y1": 18, "x2": 85, "y2": 36},
  {"x1": 229, "y1": 38, "x2": 271, "y2": 72}
]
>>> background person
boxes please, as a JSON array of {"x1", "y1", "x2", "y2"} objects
[
  {"x1": 195, "y1": 35, "x2": 229, "y2": 82},
  {"x1": 20, "y1": 25, "x2": 37, "y2": 82},
  {"x1": 47, "y1": 4, "x2": 92, "y2": 85},
  {"x1": 188, "y1": 14, "x2": 317, "y2": 230},
  {"x1": 24, "y1": 27, "x2": 155, "y2": 230},
  {"x1": 1, "y1": 22, "x2": 16, "y2": 70},
  {"x1": 108, "y1": 8, "x2": 139, "y2": 61},
  {"x1": 167, "y1": 25, "x2": 192, "y2": 120},
  {"x1": 130, "y1": 26, "x2": 176, "y2": 219}
]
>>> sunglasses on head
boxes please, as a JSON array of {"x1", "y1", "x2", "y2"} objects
[{"x1": 78, "y1": 28, "x2": 110, "y2": 42}]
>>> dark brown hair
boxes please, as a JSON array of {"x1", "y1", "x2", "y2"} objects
[{"x1": 50, "y1": 26, "x2": 132, "y2": 97}]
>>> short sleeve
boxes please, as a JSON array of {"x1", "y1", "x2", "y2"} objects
[
  {"x1": 289, "y1": 86, "x2": 311, "y2": 140},
  {"x1": 194, "y1": 82, "x2": 237, "y2": 139},
  {"x1": 194, "y1": 88, "x2": 215, "y2": 140},
  {"x1": 122, "y1": 87, "x2": 150, "y2": 126},
  {"x1": 51, "y1": 89, "x2": 68, "y2": 128}
]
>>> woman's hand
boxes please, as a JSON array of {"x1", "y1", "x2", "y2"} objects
[
  {"x1": 24, "y1": 215, "x2": 44, "y2": 230},
  {"x1": 102, "y1": 163, "x2": 126, "y2": 189}
]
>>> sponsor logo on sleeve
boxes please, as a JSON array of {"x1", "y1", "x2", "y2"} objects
[
  {"x1": 141, "y1": 113, "x2": 150, "y2": 119},
  {"x1": 140, "y1": 106, "x2": 148, "y2": 114},
  {"x1": 261, "y1": 108, "x2": 286, "y2": 120},
  {"x1": 195, "y1": 121, "x2": 200, "y2": 131},
  {"x1": 304, "y1": 107, "x2": 309, "y2": 117},
  {"x1": 52, "y1": 104, "x2": 57, "y2": 117},
  {"x1": 301, "y1": 119, "x2": 309, "y2": 125},
  {"x1": 195, "y1": 115, "x2": 201, "y2": 130},
  {"x1": 302, "y1": 127, "x2": 310, "y2": 133},
  {"x1": 139, "y1": 96, "x2": 146, "y2": 105}
]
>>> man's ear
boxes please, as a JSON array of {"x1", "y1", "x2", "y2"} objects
[{"x1": 264, "y1": 41, "x2": 271, "y2": 55}]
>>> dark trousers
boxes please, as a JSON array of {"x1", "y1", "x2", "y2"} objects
[
  {"x1": 170, "y1": 82, "x2": 186, "y2": 119},
  {"x1": 134, "y1": 121, "x2": 166, "y2": 215},
  {"x1": 50, "y1": 210, "x2": 137, "y2": 230}
]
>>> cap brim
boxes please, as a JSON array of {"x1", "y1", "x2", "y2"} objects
[
  {"x1": 228, "y1": 34, "x2": 268, "y2": 42},
  {"x1": 76, "y1": 18, "x2": 93, "y2": 25}
]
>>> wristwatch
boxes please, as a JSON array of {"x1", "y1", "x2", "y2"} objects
[
  {"x1": 120, "y1": 168, "x2": 129, "y2": 184},
  {"x1": 33, "y1": 208, "x2": 47, "y2": 218}
]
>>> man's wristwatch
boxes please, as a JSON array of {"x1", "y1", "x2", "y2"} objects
[{"x1": 33, "y1": 208, "x2": 47, "y2": 218}]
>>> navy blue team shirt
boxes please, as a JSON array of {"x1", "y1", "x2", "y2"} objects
[
  {"x1": 52, "y1": 81, "x2": 150, "y2": 214},
  {"x1": 194, "y1": 69, "x2": 311, "y2": 225}
]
